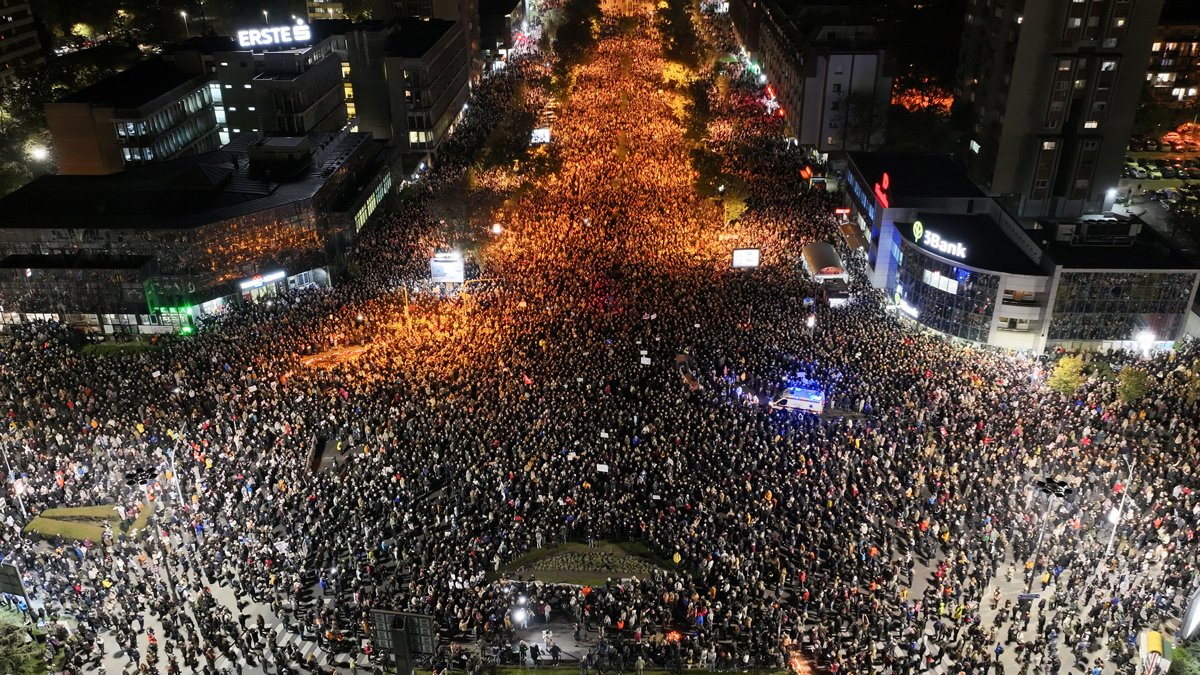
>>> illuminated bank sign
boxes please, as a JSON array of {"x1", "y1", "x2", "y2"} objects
[
  {"x1": 237, "y1": 23, "x2": 312, "y2": 49},
  {"x1": 912, "y1": 220, "x2": 967, "y2": 259}
]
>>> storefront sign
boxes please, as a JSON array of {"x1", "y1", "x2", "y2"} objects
[
  {"x1": 237, "y1": 23, "x2": 312, "y2": 49},
  {"x1": 912, "y1": 221, "x2": 967, "y2": 259},
  {"x1": 874, "y1": 172, "x2": 891, "y2": 209},
  {"x1": 239, "y1": 270, "x2": 286, "y2": 290}
]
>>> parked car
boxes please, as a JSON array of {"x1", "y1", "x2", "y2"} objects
[
  {"x1": 1145, "y1": 140, "x2": 1160, "y2": 151},
  {"x1": 1130, "y1": 166, "x2": 1149, "y2": 179},
  {"x1": 1128, "y1": 138, "x2": 1146, "y2": 152},
  {"x1": 1148, "y1": 167, "x2": 1164, "y2": 179},
  {"x1": 1161, "y1": 167, "x2": 1177, "y2": 179}
]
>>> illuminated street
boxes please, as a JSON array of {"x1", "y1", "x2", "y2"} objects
[{"x1": 1, "y1": 2, "x2": 1200, "y2": 675}]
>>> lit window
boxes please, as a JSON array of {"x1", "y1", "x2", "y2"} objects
[
  {"x1": 244, "y1": 84, "x2": 252, "y2": 89},
  {"x1": 248, "y1": 107, "x2": 256, "y2": 111},
  {"x1": 220, "y1": 62, "x2": 229, "y2": 66},
  {"x1": 970, "y1": 140, "x2": 981, "y2": 153},
  {"x1": 1042, "y1": 141, "x2": 1057, "y2": 150},
  {"x1": 1152, "y1": 43, "x2": 1161, "y2": 51},
  {"x1": 1101, "y1": 60, "x2": 1116, "y2": 71},
  {"x1": 1058, "y1": 59, "x2": 1072, "y2": 71},
  {"x1": 1115, "y1": 18, "x2": 1125, "y2": 27},
  {"x1": 1016, "y1": 15, "x2": 1023, "y2": 24},
  {"x1": 224, "y1": 84, "x2": 232, "y2": 89},
  {"x1": 1068, "y1": 18, "x2": 1081, "y2": 28},
  {"x1": 1084, "y1": 121, "x2": 1098, "y2": 129}
]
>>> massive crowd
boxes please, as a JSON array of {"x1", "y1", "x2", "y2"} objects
[{"x1": 0, "y1": 5, "x2": 1198, "y2": 675}]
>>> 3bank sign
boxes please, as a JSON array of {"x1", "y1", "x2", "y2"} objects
[
  {"x1": 237, "y1": 23, "x2": 312, "y2": 49},
  {"x1": 912, "y1": 220, "x2": 967, "y2": 259}
]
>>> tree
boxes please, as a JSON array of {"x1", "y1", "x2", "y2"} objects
[
  {"x1": 1117, "y1": 367, "x2": 1150, "y2": 404},
  {"x1": 0, "y1": 623, "x2": 44, "y2": 675},
  {"x1": 1048, "y1": 355, "x2": 1085, "y2": 395}
]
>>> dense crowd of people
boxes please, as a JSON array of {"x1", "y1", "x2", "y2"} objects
[{"x1": 0, "y1": 4, "x2": 1198, "y2": 675}]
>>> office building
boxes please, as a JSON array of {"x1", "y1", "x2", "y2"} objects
[
  {"x1": 0, "y1": 0, "x2": 42, "y2": 84},
  {"x1": 344, "y1": 19, "x2": 470, "y2": 154},
  {"x1": 956, "y1": 0, "x2": 1165, "y2": 219},
  {"x1": 0, "y1": 132, "x2": 394, "y2": 333},
  {"x1": 756, "y1": 0, "x2": 892, "y2": 158},
  {"x1": 1146, "y1": 0, "x2": 1200, "y2": 104},
  {"x1": 843, "y1": 152, "x2": 1200, "y2": 352},
  {"x1": 369, "y1": 0, "x2": 481, "y2": 81},
  {"x1": 49, "y1": 26, "x2": 351, "y2": 174},
  {"x1": 45, "y1": 59, "x2": 221, "y2": 175}
]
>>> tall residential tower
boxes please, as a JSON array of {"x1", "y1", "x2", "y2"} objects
[{"x1": 957, "y1": 0, "x2": 1164, "y2": 218}]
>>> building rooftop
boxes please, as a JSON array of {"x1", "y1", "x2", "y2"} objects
[
  {"x1": 848, "y1": 152, "x2": 984, "y2": 204},
  {"x1": 171, "y1": 35, "x2": 240, "y2": 54},
  {"x1": 1031, "y1": 218, "x2": 1200, "y2": 270},
  {"x1": 0, "y1": 132, "x2": 373, "y2": 230},
  {"x1": 56, "y1": 58, "x2": 202, "y2": 110},
  {"x1": 907, "y1": 212, "x2": 1043, "y2": 276},
  {"x1": 386, "y1": 18, "x2": 456, "y2": 58},
  {"x1": 1160, "y1": 0, "x2": 1200, "y2": 25}
]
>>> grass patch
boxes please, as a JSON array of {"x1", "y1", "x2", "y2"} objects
[
  {"x1": 496, "y1": 542, "x2": 668, "y2": 586},
  {"x1": 25, "y1": 502, "x2": 155, "y2": 543}
]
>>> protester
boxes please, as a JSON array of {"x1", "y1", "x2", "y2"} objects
[{"x1": 0, "y1": 6, "x2": 1194, "y2": 675}]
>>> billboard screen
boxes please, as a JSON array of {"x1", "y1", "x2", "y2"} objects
[
  {"x1": 731, "y1": 248, "x2": 761, "y2": 268},
  {"x1": 430, "y1": 254, "x2": 464, "y2": 283},
  {"x1": 531, "y1": 128, "x2": 552, "y2": 144}
]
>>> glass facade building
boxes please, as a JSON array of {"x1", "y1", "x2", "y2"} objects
[
  {"x1": 1048, "y1": 271, "x2": 1199, "y2": 341},
  {"x1": 894, "y1": 239, "x2": 1000, "y2": 343}
]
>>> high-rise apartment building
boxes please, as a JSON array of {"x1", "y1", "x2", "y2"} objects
[
  {"x1": 957, "y1": 0, "x2": 1165, "y2": 219},
  {"x1": 0, "y1": 0, "x2": 42, "y2": 84},
  {"x1": 1146, "y1": 0, "x2": 1200, "y2": 104}
]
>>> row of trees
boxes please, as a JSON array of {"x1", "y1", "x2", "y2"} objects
[{"x1": 1048, "y1": 353, "x2": 1200, "y2": 405}]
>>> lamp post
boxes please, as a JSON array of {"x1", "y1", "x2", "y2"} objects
[
  {"x1": 263, "y1": 9, "x2": 269, "y2": 23},
  {"x1": 1026, "y1": 478, "x2": 1074, "y2": 592},
  {"x1": 1104, "y1": 457, "x2": 1135, "y2": 559},
  {"x1": 180, "y1": 10, "x2": 190, "y2": 38}
]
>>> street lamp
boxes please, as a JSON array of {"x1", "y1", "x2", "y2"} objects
[
  {"x1": 1026, "y1": 477, "x2": 1074, "y2": 591},
  {"x1": 491, "y1": 223, "x2": 503, "y2": 235},
  {"x1": 180, "y1": 10, "x2": 190, "y2": 38},
  {"x1": 28, "y1": 146, "x2": 48, "y2": 175},
  {"x1": 1136, "y1": 330, "x2": 1155, "y2": 358},
  {"x1": 263, "y1": 9, "x2": 269, "y2": 22}
]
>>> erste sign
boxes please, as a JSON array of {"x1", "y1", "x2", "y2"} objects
[{"x1": 237, "y1": 24, "x2": 312, "y2": 48}]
